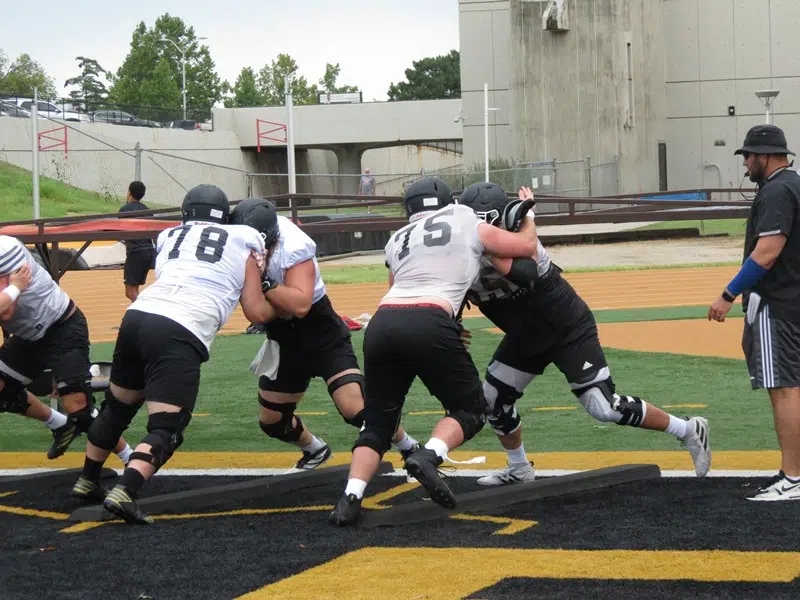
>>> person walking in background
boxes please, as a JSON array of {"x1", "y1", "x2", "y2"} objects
[
  {"x1": 119, "y1": 181, "x2": 156, "y2": 302},
  {"x1": 707, "y1": 124, "x2": 800, "y2": 501},
  {"x1": 358, "y1": 168, "x2": 376, "y2": 196}
]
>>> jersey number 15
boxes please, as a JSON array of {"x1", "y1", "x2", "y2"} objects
[
  {"x1": 167, "y1": 225, "x2": 228, "y2": 264},
  {"x1": 395, "y1": 207, "x2": 454, "y2": 261}
]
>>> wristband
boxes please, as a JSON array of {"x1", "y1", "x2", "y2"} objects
[
  {"x1": 3, "y1": 284, "x2": 20, "y2": 303},
  {"x1": 721, "y1": 289, "x2": 736, "y2": 303},
  {"x1": 725, "y1": 257, "x2": 769, "y2": 297}
]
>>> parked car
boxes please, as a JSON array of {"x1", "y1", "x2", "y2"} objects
[
  {"x1": 14, "y1": 99, "x2": 91, "y2": 122},
  {"x1": 0, "y1": 99, "x2": 30, "y2": 118},
  {"x1": 91, "y1": 109, "x2": 140, "y2": 126}
]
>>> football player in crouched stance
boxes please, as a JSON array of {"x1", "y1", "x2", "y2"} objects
[
  {"x1": 231, "y1": 198, "x2": 419, "y2": 472},
  {"x1": 0, "y1": 236, "x2": 132, "y2": 464},
  {"x1": 72, "y1": 184, "x2": 278, "y2": 524},
  {"x1": 329, "y1": 176, "x2": 538, "y2": 526},
  {"x1": 458, "y1": 182, "x2": 711, "y2": 486}
]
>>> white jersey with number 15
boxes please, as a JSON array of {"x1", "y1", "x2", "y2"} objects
[
  {"x1": 130, "y1": 221, "x2": 265, "y2": 350},
  {"x1": 383, "y1": 204, "x2": 484, "y2": 314}
]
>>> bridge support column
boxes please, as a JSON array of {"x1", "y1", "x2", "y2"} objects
[{"x1": 333, "y1": 146, "x2": 365, "y2": 195}]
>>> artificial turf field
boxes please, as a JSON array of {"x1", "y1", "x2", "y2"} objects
[{"x1": 1, "y1": 302, "x2": 798, "y2": 599}]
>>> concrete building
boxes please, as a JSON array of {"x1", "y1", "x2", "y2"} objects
[{"x1": 459, "y1": 0, "x2": 800, "y2": 194}]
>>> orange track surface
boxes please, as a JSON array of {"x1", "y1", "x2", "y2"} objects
[{"x1": 59, "y1": 266, "x2": 739, "y2": 345}]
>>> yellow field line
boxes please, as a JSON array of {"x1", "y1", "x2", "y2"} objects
[{"x1": 0, "y1": 450, "x2": 781, "y2": 471}]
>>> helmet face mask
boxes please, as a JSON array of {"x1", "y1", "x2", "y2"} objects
[
  {"x1": 403, "y1": 177, "x2": 454, "y2": 220},
  {"x1": 230, "y1": 198, "x2": 280, "y2": 248},
  {"x1": 458, "y1": 182, "x2": 509, "y2": 227},
  {"x1": 181, "y1": 184, "x2": 230, "y2": 225}
]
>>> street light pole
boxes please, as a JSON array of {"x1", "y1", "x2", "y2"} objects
[{"x1": 160, "y1": 35, "x2": 207, "y2": 121}]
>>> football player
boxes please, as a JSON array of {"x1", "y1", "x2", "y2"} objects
[
  {"x1": 73, "y1": 184, "x2": 277, "y2": 524},
  {"x1": 459, "y1": 182, "x2": 711, "y2": 486},
  {"x1": 231, "y1": 198, "x2": 420, "y2": 471},
  {"x1": 329, "y1": 177, "x2": 538, "y2": 525}
]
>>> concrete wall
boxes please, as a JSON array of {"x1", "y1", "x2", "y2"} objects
[
  {"x1": 459, "y1": 0, "x2": 667, "y2": 194},
  {"x1": 0, "y1": 118, "x2": 253, "y2": 206},
  {"x1": 212, "y1": 99, "x2": 463, "y2": 148},
  {"x1": 663, "y1": 0, "x2": 800, "y2": 190}
]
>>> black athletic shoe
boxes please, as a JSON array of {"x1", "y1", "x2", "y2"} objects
[
  {"x1": 103, "y1": 485, "x2": 154, "y2": 525},
  {"x1": 72, "y1": 476, "x2": 109, "y2": 502},
  {"x1": 294, "y1": 443, "x2": 332, "y2": 470},
  {"x1": 328, "y1": 493, "x2": 362, "y2": 526},
  {"x1": 404, "y1": 448, "x2": 456, "y2": 509},
  {"x1": 47, "y1": 419, "x2": 81, "y2": 459},
  {"x1": 399, "y1": 442, "x2": 421, "y2": 463}
]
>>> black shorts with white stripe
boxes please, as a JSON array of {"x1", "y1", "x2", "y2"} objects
[{"x1": 742, "y1": 303, "x2": 800, "y2": 390}]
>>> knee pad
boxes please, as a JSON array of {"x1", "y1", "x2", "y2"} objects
[
  {"x1": 571, "y1": 369, "x2": 645, "y2": 427},
  {"x1": 483, "y1": 363, "x2": 531, "y2": 436},
  {"x1": 131, "y1": 410, "x2": 192, "y2": 471},
  {"x1": 0, "y1": 376, "x2": 30, "y2": 415},
  {"x1": 87, "y1": 390, "x2": 141, "y2": 450},
  {"x1": 327, "y1": 372, "x2": 364, "y2": 399},
  {"x1": 56, "y1": 379, "x2": 91, "y2": 399},
  {"x1": 258, "y1": 398, "x2": 304, "y2": 443},
  {"x1": 352, "y1": 404, "x2": 401, "y2": 457},
  {"x1": 343, "y1": 409, "x2": 364, "y2": 428},
  {"x1": 447, "y1": 408, "x2": 486, "y2": 442}
]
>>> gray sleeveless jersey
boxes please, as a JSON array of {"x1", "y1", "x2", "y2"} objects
[
  {"x1": 383, "y1": 204, "x2": 484, "y2": 313},
  {"x1": 468, "y1": 239, "x2": 552, "y2": 305},
  {"x1": 0, "y1": 236, "x2": 70, "y2": 341}
]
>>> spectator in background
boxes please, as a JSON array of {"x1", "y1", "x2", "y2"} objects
[
  {"x1": 359, "y1": 168, "x2": 376, "y2": 196},
  {"x1": 119, "y1": 181, "x2": 155, "y2": 302}
]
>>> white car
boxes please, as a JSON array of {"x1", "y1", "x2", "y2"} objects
[{"x1": 14, "y1": 99, "x2": 92, "y2": 123}]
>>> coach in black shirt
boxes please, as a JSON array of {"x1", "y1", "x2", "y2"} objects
[
  {"x1": 119, "y1": 181, "x2": 156, "y2": 302},
  {"x1": 708, "y1": 124, "x2": 800, "y2": 501}
]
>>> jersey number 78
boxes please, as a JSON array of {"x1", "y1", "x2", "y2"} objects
[{"x1": 166, "y1": 225, "x2": 229, "y2": 264}]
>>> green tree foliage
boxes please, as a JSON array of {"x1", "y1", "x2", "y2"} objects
[
  {"x1": 224, "y1": 67, "x2": 263, "y2": 108},
  {"x1": 64, "y1": 56, "x2": 109, "y2": 111},
  {"x1": 387, "y1": 50, "x2": 460, "y2": 101},
  {"x1": 0, "y1": 50, "x2": 57, "y2": 98},
  {"x1": 110, "y1": 14, "x2": 225, "y2": 121},
  {"x1": 257, "y1": 54, "x2": 317, "y2": 106},
  {"x1": 318, "y1": 62, "x2": 358, "y2": 95}
]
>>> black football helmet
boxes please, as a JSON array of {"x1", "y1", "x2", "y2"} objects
[
  {"x1": 181, "y1": 184, "x2": 230, "y2": 224},
  {"x1": 403, "y1": 177, "x2": 454, "y2": 220},
  {"x1": 230, "y1": 197, "x2": 280, "y2": 248},
  {"x1": 458, "y1": 182, "x2": 510, "y2": 227}
]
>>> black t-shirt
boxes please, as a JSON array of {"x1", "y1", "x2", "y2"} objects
[
  {"x1": 743, "y1": 167, "x2": 800, "y2": 321},
  {"x1": 119, "y1": 201, "x2": 155, "y2": 253}
]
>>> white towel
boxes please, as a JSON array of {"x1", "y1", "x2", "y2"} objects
[
  {"x1": 249, "y1": 338, "x2": 280, "y2": 380},
  {"x1": 746, "y1": 292, "x2": 762, "y2": 326}
]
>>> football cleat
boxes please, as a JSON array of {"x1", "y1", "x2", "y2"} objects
[
  {"x1": 47, "y1": 419, "x2": 81, "y2": 459},
  {"x1": 293, "y1": 443, "x2": 333, "y2": 470},
  {"x1": 680, "y1": 416, "x2": 711, "y2": 477},
  {"x1": 103, "y1": 485, "x2": 154, "y2": 525},
  {"x1": 328, "y1": 493, "x2": 362, "y2": 526},
  {"x1": 476, "y1": 462, "x2": 536, "y2": 487},
  {"x1": 72, "y1": 476, "x2": 109, "y2": 502},
  {"x1": 404, "y1": 448, "x2": 456, "y2": 509}
]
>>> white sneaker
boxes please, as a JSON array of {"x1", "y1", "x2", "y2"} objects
[
  {"x1": 476, "y1": 462, "x2": 536, "y2": 487},
  {"x1": 680, "y1": 416, "x2": 711, "y2": 477},
  {"x1": 748, "y1": 472, "x2": 800, "y2": 502}
]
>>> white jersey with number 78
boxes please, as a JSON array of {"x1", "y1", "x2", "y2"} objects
[{"x1": 130, "y1": 221, "x2": 265, "y2": 350}]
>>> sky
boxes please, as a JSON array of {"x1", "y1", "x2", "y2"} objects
[{"x1": 1, "y1": 0, "x2": 460, "y2": 102}]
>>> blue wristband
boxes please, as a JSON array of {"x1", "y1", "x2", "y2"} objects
[{"x1": 725, "y1": 257, "x2": 769, "y2": 297}]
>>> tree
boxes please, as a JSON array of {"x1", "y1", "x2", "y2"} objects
[
  {"x1": 224, "y1": 67, "x2": 263, "y2": 108},
  {"x1": 257, "y1": 54, "x2": 317, "y2": 106},
  {"x1": 0, "y1": 51, "x2": 57, "y2": 98},
  {"x1": 110, "y1": 14, "x2": 225, "y2": 121},
  {"x1": 318, "y1": 63, "x2": 358, "y2": 95},
  {"x1": 64, "y1": 56, "x2": 109, "y2": 112},
  {"x1": 387, "y1": 50, "x2": 460, "y2": 101}
]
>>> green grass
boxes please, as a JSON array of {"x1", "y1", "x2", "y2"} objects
[
  {"x1": 639, "y1": 218, "x2": 746, "y2": 237},
  {"x1": 317, "y1": 261, "x2": 741, "y2": 285},
  {"x1": 0, "y1": 322, "x2": 771, "y2": 454},
  {"x1": 0, "y1": 161, "x2": 168, "y2": 222}
]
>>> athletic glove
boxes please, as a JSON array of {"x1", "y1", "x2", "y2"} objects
[
  {"x1": 501, "y1": 199, "x2": 536, "y2": 232},
  {"x1": 261, "y1": 273, "x2": 279, "y2": 294}
]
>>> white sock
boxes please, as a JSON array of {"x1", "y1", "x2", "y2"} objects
[
  {"x1": 45, "y1": 409, "x2": 67, "y2": 430},
  {"x1": 302, "y1": 436, "x2": 326, "y2": 454},
  {"x1": 666, "y1": 415, "x2": 689, "y2": 439},
  {"x1": 116, "y1": 444, "x2": 133, "y2": 464},
  {"x1": 506, "y1": 444, "x2": 528, "y2": 466},
  {"x1": 394, "y1": 431, "x2": 417, "y2": 452},
  {"x1": 424, "y1": 437, "x2": 449, "y2": 460},
  {"x1": 344, "y1": 478, "x2": 368, "y2": 499}
]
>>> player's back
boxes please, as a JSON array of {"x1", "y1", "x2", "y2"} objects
[
  {"x1": 383, "y1": 204, "x2": 484, "y2": 313},
  {"x1": 131, "y1": 222, "x2": 264, "y2": 349}
]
